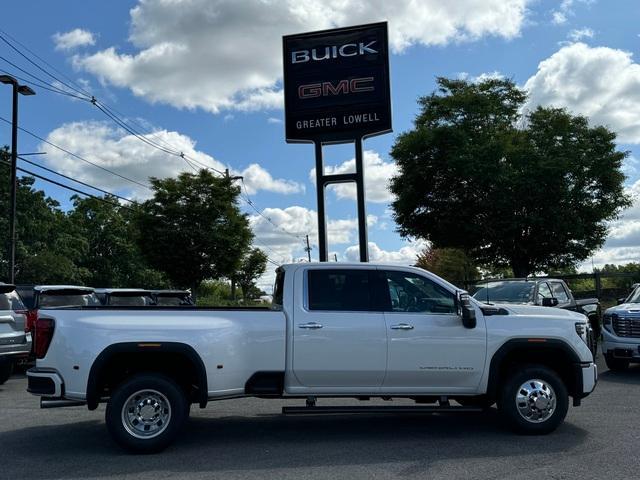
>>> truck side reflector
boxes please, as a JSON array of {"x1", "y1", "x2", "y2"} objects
[
  {"x1": 527, "y1": 338, "x2": 547, "y2": 343},
  {"x1": 137, "y1": 343, "x2": 162, "y2": 348}
]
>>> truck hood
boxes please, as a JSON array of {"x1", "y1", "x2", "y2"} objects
[
  {"x1": 490, "y1": 303, "x2": 587, "y2": 321},
  {"x1": 605, "y1": 303, "x2": 640, "y2": 314}
]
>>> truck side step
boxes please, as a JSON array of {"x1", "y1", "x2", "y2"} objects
[{"x1": 282, "y1": 405, "x2": 483, "y2": 415}]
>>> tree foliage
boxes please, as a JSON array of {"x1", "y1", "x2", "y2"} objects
[
  {"x1": 390, "y1": 78, "x2": 631, "y2": 277},
  {"x1": 69, "y1": 195, "x2": 168, "y2": 288},
  {"x1": 0, "y1": 148, "x2": 88, "y2": 284},
  {"x1": 136, "y1": 170, "x2": 253, "y2": 291},
  {"x1": 416, "y1": 247, "x2": 479, "y2": 286},
  {"x1": 232, "y1": 248, "x2": 268, "y2": 301}
]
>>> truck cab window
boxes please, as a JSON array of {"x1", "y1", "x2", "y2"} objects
[
  {"x1": 384, "y1": 271, "x2": 455, "y2": 314},
  {"x1": 537, "y1": 282, "x2": 552, "y2": 303},
  {"x1": 307, "y1": 269, "x2": 371, "y2": 311},
  {"x1": 550, "y1": 282, "x2": 569, "y2": 303}
]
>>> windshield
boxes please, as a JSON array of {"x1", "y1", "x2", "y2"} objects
[
  {"x1": 108, "y1": 294, "x2": 154, "y2": 306},
  {"x1": 473, "y1": 281, "x2": 535, "y2": 304},
  {"x1": 39, "y1": 292, "x2": 101, "y2": 307},
  {"x1": 154, "y1": 295, "x2": 192, "y2": 306},
  {"x1": 626, "y1": 287, "x2": 640, "y2": 304}
]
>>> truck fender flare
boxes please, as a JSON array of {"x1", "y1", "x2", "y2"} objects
[
  {"x1": 86, "y1": 342, "x2": 208, "y2": 410},
  {"x1": 486, "y1": 338, "x2": 582, "y2": 401}
]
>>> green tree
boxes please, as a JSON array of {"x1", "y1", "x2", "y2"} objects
[
  {"x1": 0, "y1": 147, "x2": 88, "y2": 284},
  {"x1": 232, "y1": 248, "x2": 268, "y2": 301},
  {"x1": 390, "y1": 78, "x2": 631, "y2": 277},
  {"x1": 416, "y1": 247, "x2": 479, "y2": 286},
  {"x1": 69, "y1": 195, "x2": 168, "y2": 288},
  {"x1": 136, "y1": 169, "x2": 252, "y2": 293}
]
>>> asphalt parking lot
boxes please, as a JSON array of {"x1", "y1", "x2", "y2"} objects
[{"x1": 1, "y1": 356, "x2": 639, "y2": 480}]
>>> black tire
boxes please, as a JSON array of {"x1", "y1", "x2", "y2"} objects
[
  {"x1": 604, "y1": 354, "x2": 630, "y2": 371},
  {"x1": 106, "y1": 373, "x2": 188, "y2": 454},
  {"x1": 0, "y1": 358, "x2": 13, "y2": 385},
  {"x1": 498, "y1": 364, "x2": 568, "y2": 435}
]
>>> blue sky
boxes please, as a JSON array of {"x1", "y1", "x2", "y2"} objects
[{"x1": 1, "y1": 0, "x2": 640, "y2": 285}]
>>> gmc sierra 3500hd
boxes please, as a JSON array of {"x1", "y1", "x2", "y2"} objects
[{"x1": 27, "y1": 263, "x2": 597, "y2": 453}]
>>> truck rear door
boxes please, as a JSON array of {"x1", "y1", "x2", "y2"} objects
[{"x1": 291, "y1": 267, "x2": 387, "y2": 388}]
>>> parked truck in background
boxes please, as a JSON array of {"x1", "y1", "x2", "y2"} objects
[
  {"x1": 602, "y1": 286, "x2": 640, "y2": 370},
  {"x1": 27, "y1": 263, "x2": 596, "y2": 453},
  {"x1": 473, "y1": 278, "x2": 600, "y2": 351}
]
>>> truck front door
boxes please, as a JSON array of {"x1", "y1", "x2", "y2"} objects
[
  {"x1": 380, "y1": 268, "x2": 487, "y2": 393},
  {"x1": 292, "y1": 268, "x2": 387, "y2": 388}
]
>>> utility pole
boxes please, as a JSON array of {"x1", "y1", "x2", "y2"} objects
[
  {"x1": 0, "y1": 75, "x2": 35, "y2": 283},
  {"x1": 304, "y1": 235, "x2": 312, "y2": 262}
]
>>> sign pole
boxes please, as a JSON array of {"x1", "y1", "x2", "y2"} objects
[
  {"x1": 354, "y1": 136, "x2": 369, "y2": 262},
  {"x1": 314, "y1": 141, "x2": 328, "y2": 262}
]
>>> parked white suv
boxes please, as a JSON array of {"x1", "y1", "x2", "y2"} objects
[
  {"x1": 0, "y1": 283, "x2": 31, "y2": 384},
  {"x1": 27, "y1": 263, "x2": 597, "y2": 453}
]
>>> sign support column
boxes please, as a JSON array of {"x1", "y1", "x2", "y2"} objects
[{"x1": 314, "y1": 136, "x2": 369, "y2": 263}]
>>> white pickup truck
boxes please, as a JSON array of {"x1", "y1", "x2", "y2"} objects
[{"x1": 27, "y1": 263, "x2": 597, "y2": 453}]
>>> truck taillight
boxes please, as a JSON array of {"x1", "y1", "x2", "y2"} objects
[
  {"x1": 24, "y1": 310, "x2": 38, "y2": 333},
  {"x1": 34, "y1": 317, "x2": 55, "y2": 359}
]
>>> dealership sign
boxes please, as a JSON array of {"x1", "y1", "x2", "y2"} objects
[{"x1": 283, "y1": 22, "x2": 392, "y2": 143}]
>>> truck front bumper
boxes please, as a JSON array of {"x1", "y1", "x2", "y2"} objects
[
  {"x1": 601, "y1": 328, "x2": 640, "y2": 362},
  {"x1": 581, "y1": 362, "x2": 597, "y2": 395}
]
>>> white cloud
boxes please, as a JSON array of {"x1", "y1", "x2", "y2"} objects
[
  {"x1": 579, "y1": 178, "x2": 640, "y2": 268},
  {"x1": 567, "y1": 27, "x2": 594, "y2": 42},
  {"x1": 240, "y1": 164, "x2": 304, "y2": 195},
  {"x1": 249, "y1": 205, "x2": 378, "y2": 288},
  {"x1": 74, "y1": 0, "x2": 532, "y2": 113},
  {"x1": 551, "y1": 0, "x2": 593, "y2": 25},
  {"x1": 41, "y1": 121, "x2": 299, "y2": 199},
  {"x1": 53, "y1": 29, "x2": 96, "y2": 51},
  {"x1": 524, "y1": 43, "x2": 640, "y2": 144},
  {"x1": 267, "y1": 117, "x2": 283, "y2": 124},
  {"x1": 344, "y1": 240, "x2": 426, "y2": 264},
  {"x1": 310, "y1": 150, "x2": 398, "y2": 203}
]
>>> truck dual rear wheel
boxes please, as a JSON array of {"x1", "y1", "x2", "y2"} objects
[
  {"x1": 498, "y1": 365, "x2": 568, "y2": 435},
  {"x1": 106, "y1": 373, "x2": 188, "y2": 453}
]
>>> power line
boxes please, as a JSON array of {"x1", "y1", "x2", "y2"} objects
[
  {"x1": 0, "y1": 29, "x2": 94, "y2": 98},
  {"x1": 17, "y1": 155, "x2": 136, "y2": 204},
  {"x1": 0, "y1": 115, "x2": 152, "y2": 190},
  {"x1": 0, "y1": 30, "x2": 309, "y2": 247},
  {"x1": 0, "y1": 159, "x2": 135, "y2": 211},
  {"x1": 0, "y1": 30, "x2": 91, "y2": 98}
]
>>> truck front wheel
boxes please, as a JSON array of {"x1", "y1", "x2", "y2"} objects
[
  {"x1": 498, "y1": 365, "x2": 568, "y2": 435},
  {"x1": 106, "y1": 373, "x2": 188, "y2": 453}
]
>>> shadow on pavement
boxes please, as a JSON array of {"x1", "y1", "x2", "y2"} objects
[
  {"x1": 0, "y1": 409, "x2": 588, "y2": 479},
  {"x1": 598, "y1": 364, "x2": 640, "y2": 385}
]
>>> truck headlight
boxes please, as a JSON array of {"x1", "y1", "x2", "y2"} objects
[{"x1": 603, "y1": 314, "x2": 613, "y2": 332}]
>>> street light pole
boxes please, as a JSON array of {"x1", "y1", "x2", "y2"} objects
[{"x1": 0, "y1": 75, "x2": 35, "y2": 283}]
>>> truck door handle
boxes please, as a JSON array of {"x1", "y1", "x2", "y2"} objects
[
  {"x1": 390, "y1": 323, "x2": 414, "y2": 330},
  {"x1": 298, "y1": 322, "x2": 323, "y2": 329}
]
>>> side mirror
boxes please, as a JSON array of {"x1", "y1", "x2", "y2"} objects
[
  {"x1": 617, "y1": 297, "x2": 626, "y2": 305},
  {"x1": 457, "y1": 292, "x2": 476, "y2": 329},
  {"x1": 542, "y1": 297, "x2": 559, "y2": 307}
]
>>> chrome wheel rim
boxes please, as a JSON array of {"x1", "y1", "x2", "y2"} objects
[
  {"x1": 121, "y1": 389, "x2": 171, "y2": 439},
  {"x1": 515, "y1": 379, "x2": 556, "y2": 423}
]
